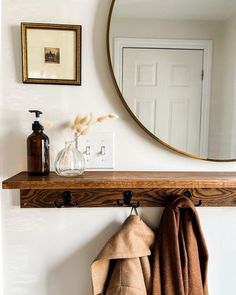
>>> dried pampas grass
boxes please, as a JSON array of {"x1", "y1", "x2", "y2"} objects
[
  {"x1": 42, "y1": 119, "x2": 54, "y2": 129},
  {"x1": 71, "y1": 112, "x2": 118, "y2": 137},
  {"x1": 96, "y1": 115, "x2": 108, "y2": 123},
  {"x1": 108, "y1": 113, "x2": 119, "y2": 119},
  {"x1": 80, "y1": 114, "x2": 92, "y2": 126}
]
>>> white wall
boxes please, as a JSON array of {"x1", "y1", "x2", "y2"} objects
[
  {"x1": 1, "y1": 1, "x2": 236, "y2": 294},
  {"x1": 222, "y1": 11, "x2": 236, "y2": 158},
  {"x1": 209, "y1": 12, "x2": 236, "y2": 159}
]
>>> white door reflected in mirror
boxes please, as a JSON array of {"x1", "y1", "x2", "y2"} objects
[
  {"x1": 109, "y1": 0, "x2": 236, "y2": 161},
  {"x1": 123, "y1": 48, "x2": 204, "y2": 156}
]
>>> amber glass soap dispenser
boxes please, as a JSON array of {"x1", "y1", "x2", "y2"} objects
[{"x1": 27, "y1": 110, "x2": 50, "y2": 176}]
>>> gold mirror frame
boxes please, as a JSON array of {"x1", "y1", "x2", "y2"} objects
[{"x1": 106, "y1": 0, "x2": 236, "y2": 162}]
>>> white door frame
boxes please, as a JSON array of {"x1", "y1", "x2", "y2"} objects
[{"x1": 113, "y1": 37, "x2": 213, "y2": 157}]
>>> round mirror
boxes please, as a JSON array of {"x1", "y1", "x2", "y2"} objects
[{"x1": 108, "y1": 0, "x2": 236, "y2": 161}]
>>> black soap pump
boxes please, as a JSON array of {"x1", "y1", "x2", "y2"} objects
[{"x1": 27, "y1": 110, "x2": 50, "y2": 176}]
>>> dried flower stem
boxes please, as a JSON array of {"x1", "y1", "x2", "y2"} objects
[{"x1": 72, "y1": 112, "x2": 118, "y2": 139}]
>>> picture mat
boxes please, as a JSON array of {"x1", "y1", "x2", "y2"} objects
[{"x1": 27, "y1": 29, "x2": 76, "y2": 80}]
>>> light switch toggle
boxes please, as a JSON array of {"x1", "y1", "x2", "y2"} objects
[
  {"x1": 78, "y1": 132, "x2": 114, "y2": 169},
  {"x1": 85, "y1": 146, "x2": 91, "y2": 156},
  {"x1": 100, "y1": 146, "x2": 106, "y2": 155}
]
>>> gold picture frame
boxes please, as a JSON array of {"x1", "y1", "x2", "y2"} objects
[{"x1": 21, "y1": 23, "x2": 81, "y2": 85}]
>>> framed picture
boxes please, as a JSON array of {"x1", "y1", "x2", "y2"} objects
[{"x1": 21, "y1": 23, "x2": 81, "y2": 85}]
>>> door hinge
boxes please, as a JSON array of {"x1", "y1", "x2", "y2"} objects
[{"x1": 201, "y1": 70, "x2": 204, "y2": 80}]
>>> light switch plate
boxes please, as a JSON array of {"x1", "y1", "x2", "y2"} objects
[{"x1": 78, "y1": 132, "x2": 114, "y2": 169}]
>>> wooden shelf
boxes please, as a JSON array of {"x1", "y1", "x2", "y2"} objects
[
  {"x1": 2, "y1": 171, "x2": 236, "y2": 208},
  {"x1": 4, "y1": 171, "x2": 236, "y2": 189}
]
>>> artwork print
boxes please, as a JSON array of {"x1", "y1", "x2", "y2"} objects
[{"x1": 44, "y1": 48, "x2": 60, "y2": 64}]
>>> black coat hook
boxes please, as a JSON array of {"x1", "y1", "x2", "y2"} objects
[
  {"x1": 184, "y1": 191, "x2": 202, "y2": 207},
  {"x1": 117, "y1": 191, "x2": 140, "y2": 208},
  {"x1": 54, "y1": 191, "x2": 78, "y2": 208}
]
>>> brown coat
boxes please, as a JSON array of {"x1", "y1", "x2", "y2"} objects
[
  {"x1": 152, "y1": 195, "x2": 208, "y2": 295},
  {"x1": 91, "y1": 215, "x2": 155, "y2": 295}
]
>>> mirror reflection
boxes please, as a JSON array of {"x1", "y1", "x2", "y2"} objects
[{"x1": 109, "y1": 0, "x2": 236, "y2": 160}]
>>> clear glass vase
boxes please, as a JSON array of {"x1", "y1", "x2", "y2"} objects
[{"x1": 54, "y1": 141, "x2": 85, "y2": 177}]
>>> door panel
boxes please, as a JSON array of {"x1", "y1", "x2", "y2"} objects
[
  {"x1": 168, "y1": 98, "x2": 189, "y2": 150},
  {"x1": 122, "y1": 48, "x2": 203, "y2": 155},
  {"x1": 135, "y1": 97, "x2": 157, "y2": 133}
]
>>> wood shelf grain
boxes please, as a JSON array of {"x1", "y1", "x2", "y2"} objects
[
  {"x1": 3, "y1": 171, "x2": 236, "y2": 207},
  {"x1": 4, "y1": 171, "x2": 236, "y2": 189}
]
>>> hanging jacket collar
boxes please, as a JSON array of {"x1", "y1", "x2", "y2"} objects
[{"x1": 91, "y1": 215, "x2": 155, "y2": 294}]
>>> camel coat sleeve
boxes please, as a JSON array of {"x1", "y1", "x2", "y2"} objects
[
  {"x1": 152, "y1": 195, "x2": 208, "y2": 295},
  {"x1": 91, "y1": 215, "x2": 155, "y2": 295}
]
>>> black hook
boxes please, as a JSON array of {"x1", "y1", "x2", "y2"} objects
[
  {"x1": 54, "y1": 191, "x2": 77, "y2": 208},
  {"x1": 117, "y1": 191, "x2": 140, "y2": 208},
  {"x1": 184, "y1": 191, "x2": 202, "y2": 207}
]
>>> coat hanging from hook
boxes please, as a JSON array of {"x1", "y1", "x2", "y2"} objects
[{"x1": 183, "y1": 191, "x2": 202, "y2": 207}]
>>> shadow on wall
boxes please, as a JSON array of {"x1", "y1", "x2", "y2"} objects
[
  {"x1": 11, "y1": 25, "x2": 22, "y2": 83},
  {"x1": 46, "y1": 221, "x2": 121, "y2": 295},
  {"x1": 1, "y1": 128, "x2": 25, "y2": 178},
  {"x1": 92, "y1": 0, "x2": 121, "y2": 110}
]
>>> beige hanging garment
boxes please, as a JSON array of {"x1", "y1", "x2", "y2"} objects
[
  {"x1": 91, "y1": 215, "x2": 155, "y2": 295},
  {"x1": 152, "y1": 195, "x2": 208, "y2": 295}
]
